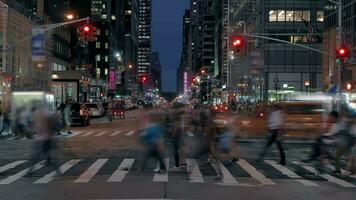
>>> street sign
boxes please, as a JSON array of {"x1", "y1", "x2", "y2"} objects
[{"x1": 31, "y1": 27, "x2": 45, "y2": 62}]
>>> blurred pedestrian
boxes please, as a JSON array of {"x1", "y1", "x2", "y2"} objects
[
  {"x1": 169, "y1": 109, "x2": 185, "y2": 171},
  {"x1": 139, "y1": 112, "x2": 167, "y2": 173},
  {"x1": 27, "y1": 106, "x2": 61, "y2": 176},
  {"x1": 258, "y1": 104, "x2": 286, "y2": 165},
  {"x1": 215, "y1": 119, "x2": 239, "y2": 166}
]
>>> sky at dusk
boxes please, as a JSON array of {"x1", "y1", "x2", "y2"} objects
[{"x1": 152, "y1": 0, "x2": 190, "y2": 92}]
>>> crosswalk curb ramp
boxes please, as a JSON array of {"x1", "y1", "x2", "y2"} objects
[{"x1": 0, "y1": 158, "x2": 355, "y2": 188}]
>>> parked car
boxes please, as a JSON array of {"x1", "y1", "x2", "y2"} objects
[
  {"x1": 85, "y1": 103, "x2": 105, "y2": 117},
  {"x1": 70, "y1": 103, "x2": 90, "y2": 126},
  {"x1": 211, "y1": 103, "x2": 229, "y2": 114}
]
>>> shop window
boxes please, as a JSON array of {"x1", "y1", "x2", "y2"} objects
[
  {"x1": 277, "y1": 10, "x2": 285, "y2": 21},
  {"x1": 269, "y1": 10, "x2": 277, "y2": 21}
]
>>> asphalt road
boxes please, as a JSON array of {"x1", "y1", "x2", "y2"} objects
[{"x1": 0, "y1": 109, "x2": 355, "y2": 200}]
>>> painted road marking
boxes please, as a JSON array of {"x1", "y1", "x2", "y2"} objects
[
  {"x1": 95, "y1": 131, "x2": 107, "y2": 137},
  {"x1": 186, "y1": 132, "x2": 194, "y2": 137},
  {"x1": 153, "y1": 158, "x2": 169, "y2": 182},
  {"x1": 125, "y1": 131, "x2": 135, "y2": 136},
  {"x1": 0, "y1": 161, "x2": 44, "y2": 184},
  {"x1": 0, "y1": 160, "x2": 27, "y2": 174},
  {"x1": 237, "y1": 159, "x2": 275, "y2": 185},
  {"x1": 80, "y1": 131, "x2": 95, "y2": 137},
  {"x1": 326, "y1": 164, "x2": 356, "y2": 179},
  {"x1": 110, "y1": 131, "x2": 122, "y2": 136},
  {"x1": 215, "y1": 160, "x2": 238, "y2": 184},
  {"x1": 34, "y1": 159, "x2": 82, "y2": 184},
  {"x1": 265, "y1": 160, "x2": 319, "y2": 187},
  {"x1": 107, "y1": 159, "x2": 135, "y2": 182},
  {"x1": 186, "y1": 159, "x2": 204, "y2": 183},
  {"x1": 293, "y1": 161, "x2": 355, "y2": 188},
  {"x1": 74, "y1": 159, "x2": 108, "y2": 183}
]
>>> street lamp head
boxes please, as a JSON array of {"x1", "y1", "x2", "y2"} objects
[
  {"x1": 66, "y1": 14, "x2": 74, "y2": 20},
  {"x1": 128, "y1": 64, "x2": 133, "y2": 69}
]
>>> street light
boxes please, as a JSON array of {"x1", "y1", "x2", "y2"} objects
[{"x1": 65, "y1": 14, "x2": 74, "y2": 20}]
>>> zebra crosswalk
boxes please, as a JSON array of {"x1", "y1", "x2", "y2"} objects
[
  {"x1": 0, "y1": 158, "x2": 355, "y2": 188},
  {"x1": 64, "y1": 130, "x2": 136, "y2": 138}
]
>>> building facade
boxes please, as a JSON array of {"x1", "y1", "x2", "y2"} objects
[
  {"x1": 234, "y1": 0, "x2": 325, "y2": 101},
  {"x1": 137, "y1": 0, "x2": 151, "y2": 76}
]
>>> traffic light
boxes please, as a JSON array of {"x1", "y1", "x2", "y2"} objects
[
  {"x1": 77, "y1": 23, "x2": 97, "y2": 42},
  {"x1": 336, "y1": 45, "x2": 349, "y2": 63},
  {"x1": 232, "y1": 36, "x2": 244, "y2": 51},
  {"x1": 139, "y1": 75, "x2": 149, "y2": 84}
]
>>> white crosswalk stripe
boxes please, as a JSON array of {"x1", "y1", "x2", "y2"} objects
[
  {"x1": 125, "y1": 131, "x2": 135, "y2": 136},
  {"x1": 292, "y1": 161, "x2": 356, "y2": 188},
  {"x1": 186, "y1": 159, "x2": 204, "y2": 183},
  {"x1": 265, "y1": 160, "x2": 319, "y2": 187},
  {"x1": 95, "y1": 131, "x2": 107, "y2": 137},
  {"x1": 80, "y1": 131, "x2": 95, "y2": 137},
  {"x1": 0, "y1": 161, "x2": 45, "y2": 185},
  {"x1": 325, "y1": 164, "x2": 356, "y2": 179},
  {"x1": 110, "y1": 131, "x2": 122, "y2": 136},
  {"x1": 153, "y1": 158, "x2": 169, "y2": 182},
  {"x1": 107, "y1": 159, "x2": 135, "y2": 182},
  {"x1": 215, "y1": 161, "x2": 238, "y2": 184},
  {"x1": 0, "y1": 160, "x2": 27, "y2": 174},
  {"x1": 237, "y1": 159, "x2": 276, "y2": 185},
  {"x1": 34, "y1": 159, "x2": 82, "y2": 184},
  {"x1": 74, "y1": 159, "x2": 108, "y2": 183},
  {"x1": 186, "y1": 132, "x2": 194, "y2": 137}
]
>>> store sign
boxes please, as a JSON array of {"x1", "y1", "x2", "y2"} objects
[{"x1": 108, "y1": 70, "x2": 116, "y2": 90}]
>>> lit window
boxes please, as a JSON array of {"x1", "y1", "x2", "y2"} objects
[
  {"x1": 111, "y1": 15, "x2": 116, "y2": 20},
  {"x1": 105, "y1": 56, "x2": 108, "y2": 62},
  {"x1": 317, "y1": 11, "x2": 324, "y2": 22},
  {"x1": 277, "y1": 10, "x2": 285, "y2": 22},
  {"x1": 101, "y1": 14, "x2": 107, "y2": 19},
  {"x1": 96, "y1": 29, "x2": 101, "y2": 35},
  {"x1": 105, "y1": 43, "x2": 108, "y2": 49},
  {"x1": 293, "y1": 36, "x2": 303, "y2": 43},
  {"x1": 302, "y1": 10, "x2": 310, "y2": 21},
  {"x1": 96, "y1": 42, "x2": 100, "y2": 48},
  {"x1": 105, "y1": 69, "x2": 108, "y2": 75},
  {"x1": 294, "y1": 11, "x2": 303, "y2": 21},
  {"x1": 286, "y1": 11, "x2": 293, "y2": 21},
  {"x1": 269, "y1": 10, "x2": 277, "y2": 21},
  {"x1": 125, "y1": 10, "x2": 132, "y2": 15}
]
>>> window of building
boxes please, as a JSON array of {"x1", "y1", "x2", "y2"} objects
[
  {"x1": 101, "y1": 14, "x2": 107, "y2": 19},
  {"x1": 105, "y1": 43, "x2": 108, "y2": 49},
  {"x1": 317, "y1": 11, "x2": 324, "y2": 22},
  {"x1": 96, "y1": 42, "x2": 101, "y2": 49},
  {"x1": 105, "y1": 30, "x2": 109, "y2": 36},
  {"x1": 286, "y1": 11, "x2": 294, "y2": 21},
  {"x1": 269, "y1": 10, "x2": 277, "y2": 21},
  {"x1": 111, "y1": 15, "x2": 116, "y2": 20},
  {"x1": 294, "y1": 11, "x2": 303, "y2": 21},
  {"x1": 105, "y1": 56, "x2": 108, "y2": 62},
  {"x1": 96, "y1": 29, "x2": 101, "y2": 35},
  {"x1": 277, "y1": 10, "x2": 285, "y2": 21},
  {"x1": 302, "y1": 10, "x2": 310, "y2": 21}
]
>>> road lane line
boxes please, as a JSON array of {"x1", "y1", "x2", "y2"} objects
[
  {"x1": 292, "y1": 161, "x2": 355, "y2": 188},
  {"x1": 265, "y1": 160, "x2": 318, "y2": 186},
  {"x1": 0, "y1": 160, "x2": 27, "y2": 173},
  {"x1": 214, "y1": 160, "x2": 238, "y2": 184},
  {"x1": 67, "y1": 131, "x2": 83, "y2": 137},
  {"x1": 5, "y1": 137, "x2": 15, "y2": 141},
  {"x1": 326, "y1": 164, "x2": 356, "y2": 179},
  {"x1": 237, "y1": 159, "x2": 275, "y2": 185},
  {"x1": 153, "y1": 158, "x2": 169, "y2": 182},
  {"x1": 74, "y1": 159, "x2": 108, "y2": 183},
  {"x1": 0, "y1": 161, "x2": 44, "y2": 184},
  {"x1": 107, "y1": 159, "x2": 135, "y2": 182},
  {"x1": 125, "y1": 131, "x2": 135, "y2": 136},
  {"x1": 80, "y1": 131, "x2": 94, "y2": 137},
  {"x1": 95, "y1": 131, "x2": 107, "y2": 137},
  {"x1": 34, "y1": 159, "x2": 82, "y2": 184},
  {"x1": 186, "y1": 159, "x2": 204, "y2": 183},
  {"x1": 110, "y1": 131, "x2": 122, "y2": 136}
]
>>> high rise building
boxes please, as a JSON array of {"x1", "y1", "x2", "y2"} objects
[
  {"x1": 137, "y1": 0, "x2": 151, "y2": 76},
  {"x1": 151, "y1": 51, "x2": 162, "y2": 91}
]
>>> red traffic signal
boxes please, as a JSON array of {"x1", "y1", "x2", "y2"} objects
[
  {"x1": 232, "y1": 36, "x2": 243, "y2": 48},
  {"x1": 139, "y1": 75, "x2": 149, "y2": 84},
  {"x1": 77, "y1": 23, "x2": 96, "y2": 42},
  {"x1": 336, "y1": 45, "x2": 349, "y2": 63},
  {"x1": 83, "y1": 25, "x2": 90, "y2": 32}
]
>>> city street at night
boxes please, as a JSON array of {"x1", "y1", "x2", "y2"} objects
[{"x1": 1, "y1": 0, "x2": 356, "y2": 199}]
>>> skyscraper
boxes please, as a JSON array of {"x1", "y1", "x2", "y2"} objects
[{"x1": 137, "y1": 0, "x2": 152, "y2": 76}]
